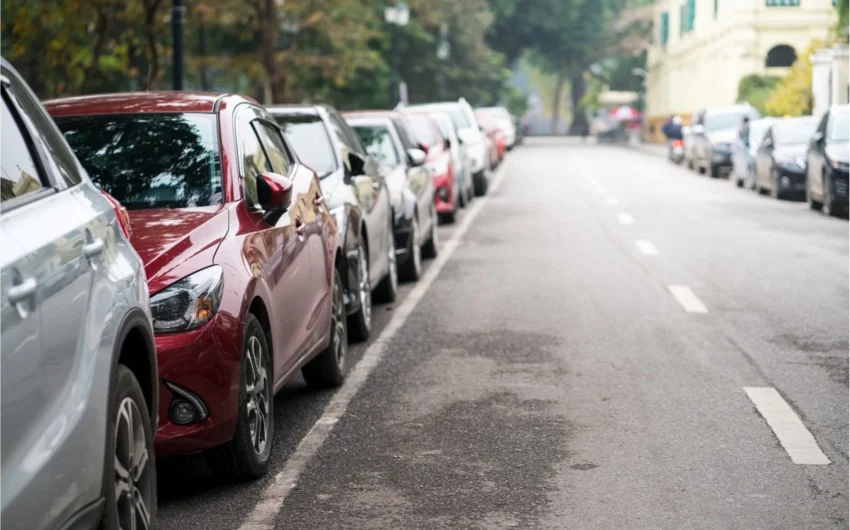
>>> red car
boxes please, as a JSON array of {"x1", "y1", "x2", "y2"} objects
[
  {"x1": 47, "y1": 92, "x2": 348, "y2": 479},
  {"x1": 475, "y1": 109, "x2": 507, "y2": 168},
  {"x1": 402, "y1": 111, "x2": 459, "y2": 223}
]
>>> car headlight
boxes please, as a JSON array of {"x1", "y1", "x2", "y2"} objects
[
  {"x1": 150, "y1": 266, "x2": 224, "y2": 333},
  {"x1": 832, "y1": 160, "x2": 849, "y2": 171}
]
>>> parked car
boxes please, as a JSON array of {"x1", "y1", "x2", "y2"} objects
[
  {"x1": 731, "y1": 117, "x2": 776, "y2": 189},
  {"x1": 405, "y1": 107, "x2": 474, "y2": 206},
  {"x1": 403, "y1": 111, "x2": 460, "y2": 223},
  {"x1": 48, "y1": 91, "x2": 348, "y2": 479},
  {"x1": 1, "y1": 59, "x2": 159, "y2": 530},
  {"x1": 806, "y1": 104, "x2": 850, "y2": 217},
  {"x1": 754, "y1": 116, "x2": 819, "y2": 199},
  {"x1": 476, "y1": 106, "x2": 517, "y2": 150},
  {"x1": 475, "y1": 109, "x2": 506, "y2": 168},
  {"x1": 270, "y1": 105, "x2": 397, "y2": 341},
  {"x1": 406, "y1": 99, "x2": 490, "y2": 196},
  {"x1": 343, "y1": 111, "x2": 439, "y2": 282},
  {"x1": 689, "y1": 104, "x2": 761, "y2": 178}
]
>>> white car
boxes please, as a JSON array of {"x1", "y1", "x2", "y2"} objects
[
  {"x1": 476, "y1": 106, "x2": 517, "y2": 149},
  {"x1": 406, "y1": 99, "x2": 489, "y2": 197}
]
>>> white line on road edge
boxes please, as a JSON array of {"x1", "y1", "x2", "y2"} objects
[
  {"x1": 668, "y1": 285, "x2": 709, "y2": 313},
  {"x1": 238, "y1": 164, "x2": 511, "y2": 530},
  {"x1": 634, "y1": 239, "x2": 659, "y2": 256},
  {"x1": 743, "y1": 387, "x2": 831, "y2": 465},
  {"x1": 605, "y1": 197, "x2": 619, "y2": 206},
  {"x1": 617, "y1": 213, "x2": 635, "y2": 225}
]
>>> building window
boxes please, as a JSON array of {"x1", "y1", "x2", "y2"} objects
[
  {"x1": 680, "y1": 4, "x2": 686, "y2": 35},
  {"x1": 660, "y1": 11, "x2": 669, "y2": 46},
  {"x1": 688, "y1": 0, "x2": 695, "y2": 30},
  {"x1": 766, "y1": 44, "x2": 797, "y2": 67},
  {"x1": 765, "y1": 0, "x2": 800, "y2": 6},
  {"x1": 714, "y1": 0, "x2": 719, "y2": 18}
]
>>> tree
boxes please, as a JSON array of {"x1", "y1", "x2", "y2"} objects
[
  {"x1": 737, "y1": 74, "x2": 781, "y2": 116},
  {"x1": 765, "y1": 40, "x2": 822, "y2": 117}
]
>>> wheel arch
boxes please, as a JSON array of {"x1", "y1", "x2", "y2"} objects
[{"x1": 112, "y1": 308, "x2": 158, "y2": 428}]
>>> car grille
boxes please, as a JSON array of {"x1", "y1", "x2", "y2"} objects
[{"x1": 834, "y1": 178, "x2": 848, "y2": 197}]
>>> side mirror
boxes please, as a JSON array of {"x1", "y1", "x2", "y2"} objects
[
  {"x1": 418, "y1": 142, "x2": 430, "y2": 154},
  {"x1": 479, "y1": 125, "x2": 485, "y2": 132},
  {"x1": 347, "y1": 151, "x2": 367, "y2": 177},
  {"x1": 763, "y1": 137, "x2": 773, "y2": 149},
  {"x1": 406, "y1": 148, "x2": 427, "y2": 167},
  {"x1": 443, "y1": 138, "x2": 451, "y2": 150},
  {"x1": 257, "y1": 172, "x2": 293, "y2": 212},
  {"x1": 812, "y1": 131, "x2": 825, "y2": 145}
]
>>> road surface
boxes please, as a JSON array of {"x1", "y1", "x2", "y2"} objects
[{"x1": 157, "y1": 138, "x2": 848, "y2": 530}]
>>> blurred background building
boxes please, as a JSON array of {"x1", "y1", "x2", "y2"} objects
[{"x1": 645, "y1": 0, "x2": 840, "y2": 143}]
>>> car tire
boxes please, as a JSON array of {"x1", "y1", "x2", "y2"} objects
[
  {"x1": 822, "y1": 176, "x2": 838, "y2": 217},
  {"x1": 441, "y1": 195, "x2": 458, "y2": 224},
  {"x1": 399, "y1": 214, "x2": 423, "y2": 282},
  {"x1": 686, "y1": 158, "x2": 694, "y2": 171},
  {"x1": 458, "y1": 187, "x2": 467, "y2": 208},
  {"x1": 373, "y1": 224, "x2": 398, "y2": 303},
  {"x1": 422, "y1": 206, "x2": 439, "y2": 259},
  {"x1": 101, "y1": 365, "x2": 157, "y2": 530},
  {"x1": 710, "y1": 164, "x2": 721, "y2": 178},
  {"x1": 473, "y1": 171, "x2": 488, "y2": 197},
  {"x1": 205, "y1": 314, "x2": 273, "y2": 480},
  {"x1": 347, "y1": 239, "x2": 371, "y2": 343},
  {"x1": 735, "y1": 176, "x2": 744, "y2": 188},
  {"x1": 771, "y1": 170, "x2": 782, "y2": 200},
  {"x1": 302, "y1": 268, "x2": 348, "y2": 388}
]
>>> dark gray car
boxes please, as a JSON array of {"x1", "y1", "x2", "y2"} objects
[
  {"x1": 688, "y1": 104, "x2": 761, "y2": 178},
  {"x1": 0, "y1": 59, "x2": 158, "y2": 530}
]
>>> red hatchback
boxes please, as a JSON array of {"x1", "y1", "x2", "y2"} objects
[
  {"x1": 47, "y1": 92, "x2": 348, "y2": 479},
  {"x1": 402, "y1": 112, "x2": 459, "y2": 223}
]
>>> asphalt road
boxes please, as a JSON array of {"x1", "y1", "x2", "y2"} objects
[{"x1": 157, "y1": 138, "x2": 848, "y2": 529}]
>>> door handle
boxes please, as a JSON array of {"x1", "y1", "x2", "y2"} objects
[
  {"x1": 295, "y1": 219, "x2": 306, "y2": 235},
  {"x1": 8, "y1": 276, "x2": 37, "y2": 304},
  {"x1": 313, "y1": 195, "x2": 324, "y2": 207},
  {"x1": 83, "y1": 238, "x2": 105, "y2": 258}
]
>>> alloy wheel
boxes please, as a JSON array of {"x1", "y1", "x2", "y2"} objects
[
  {"x1": 411, "y1": 217, "x2": 422, "y2": 275},
  {"x1": 358, "y1": 246, "x2": 371, "y2": 330},
  {"x1": 331, "y1": 273, "x2": 347, "y2": 368},
  {"x1": 245, "y1": 335, "x2": 270, "y2": 457},
  {"x1": 388, "y1": 230, "x2": 398, "y2": 293},
  {"x1": 114, "y1": 397, "x2": 153, "y2": 530}
]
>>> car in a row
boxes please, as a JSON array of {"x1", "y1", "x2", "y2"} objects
[{"x1": 1, "y1": 55, "x2": 517, "y2": 529}]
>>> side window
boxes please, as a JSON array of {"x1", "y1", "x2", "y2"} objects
[
  {"x1": 253, "y1": 121, "x2": 292, "y2": 176},
  {"x1": 236, "y1": 110, "x2": 271, "y2": 208},
  {"x1": 328, "y1": 112, "x2": 364, "y2": 156},
  {"x1": 818, "y1": 112, "x2": 829, "y2": 135},
  {"x1": 392, "y1": 118, "x2": 416, "y2": 150},
  {"x1": 1, "y1": 90, "x2": 45, "y2": 204}
]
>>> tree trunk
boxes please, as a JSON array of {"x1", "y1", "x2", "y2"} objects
[
  {"x1": 550, "y1": 70, "x2": 565, "y2": 134},
  {"x1": 81, "y1": 0, "x2": 114, "y2": 93},
  {"x1": 568, "y1": 70, "x2": 589, "y2": 136},
  {"x1": 258, "y1": 0, "x2": 285, "y2": 104},
  {"x1": 142, "y1": 0, "x2": 163, "y2": 90},
  {"x1": 199, "y1": 20, "x2": 211, "y2": 91}
]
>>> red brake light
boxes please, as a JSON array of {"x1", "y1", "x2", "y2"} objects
[
  {"x1": 101, "y1": 190, "x2": 132, "y2": 240},
  {"x1": 673, "y1": 139, "x2": 684, "y2": 147}
]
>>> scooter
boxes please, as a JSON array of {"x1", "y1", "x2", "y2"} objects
[{"x1": 668, "y1": 139, "x2": 685, "y2": 164}]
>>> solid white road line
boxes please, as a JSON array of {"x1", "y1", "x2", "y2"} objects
[
  {"x1": 238, "y1": 164, "x2": 512, "y2": 530},
  {"x1": 617, "y1": 213, "x2": 635, "y2": 225},
  {"x1": 605, "y1": 197, "x2": 619, "y2": 206},
  {"x1": 668, "y1": 285, "x2": 709, "y2": 313},
  {"x1": 744, "y1": 387, "x2": 831, "y2": 465},
  {"x1": 634, "y1": 239, "x2": 659, "y2": 256}
]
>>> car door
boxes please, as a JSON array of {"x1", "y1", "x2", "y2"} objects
[
  {"x1": 234, "y1": 105, "x2": 314, "y2": 379},
  {"x1": 327, "y1": 110, "x2": 390, "y2": 282},
  {"x1": 1, "y1": 76, "x2": 108, "y2": 528},
  {"x1": 808, "y1": 112, "x2": 829, "y2": 199}
]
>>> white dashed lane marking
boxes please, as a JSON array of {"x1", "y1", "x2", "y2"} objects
[
  {"x1": 744, "y1": 387, "x2": 831, "y2": 465},
  {"x1": 668, "y1": 285, "x2": 709, "y2": 313}
]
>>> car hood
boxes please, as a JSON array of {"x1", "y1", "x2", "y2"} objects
[
  {"x1": 774, "y1": 143, "x2": 807, "y2": 159},
  {"x1": 128, "y1": 207, "x2": 229, "y2": 290},
  {"x1": 709, "y1": 128, "x2": 739, "y2": 144},
  {"x1": 827, "y1": 142, "x2": 849, "y2": 163}
]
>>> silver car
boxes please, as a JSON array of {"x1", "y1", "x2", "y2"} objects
[{"x1": 0, "y1": 59, "x2": 158, "y2": 530}]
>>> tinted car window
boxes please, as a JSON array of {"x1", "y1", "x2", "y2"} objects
[
  {"x1": 328, "y1": 112, "x2": 360, "y2": 156},
  {"x1": 236, "y1": 113, "x2": 272, "y2": 208},
  {"x1": 774, "y1": 119, "x2": 819, "y2": 145},
  {"x1": 352, "y1": 125, "x2": 400, "y2": 166},
  {"x1": 828, "y1": 111, "x2": 849, "y2": 142},
  {"x1": 1, "y1": 94, "x2": 44, "y2": 203},
  {"x1": 253, "y1": 121, "x2": 292, "y2": 176},
  {"x1": 56, "y1": 113, "x2": 222, "y2": 209},
  {"x1": 391, "y1": 118, "x2": 418, "y2": 150},
  {"x1": 277, "y1": 115, "x2": 338, "y2": 176}
]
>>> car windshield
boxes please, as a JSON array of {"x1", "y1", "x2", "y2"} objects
[
  {"x1": 56, "y1": 113, "x2": 222, "y2": 209},
  {"x1": 774, "y1": 119, "x2": 819, "y2": 145},
  {"x1": 748, "y1": 121, "x2": 773, "y2": 145},
  {"x1": 433, "y1": 116, "x2": 453, "y2": 141},
  {"x1": 705, "y1": 112, "x2": 748, "y2": 131},
  {"x1": 409, "y1": 115, "x2": 438, "y2": 148},
  {"x1": 415, "y1": 106, "x2": 470, "y2": 130},
  {"x1": 828, "y1": 110, "x2": 849, "y2": 142},
  {"x1": 351, "y1": 124, "x2": 400, "y2": 166},
  {"x1": 276, "y1": 115, "x2": 338, "y2": 176}
]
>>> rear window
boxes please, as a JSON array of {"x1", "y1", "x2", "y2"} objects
[
  {"x1": 275, "y1": 115, "x2": 338, "y2": 176},
  {"x1": 409, "y1": 115, "x2": 438, "y2": 147},
  {"x1": 56, "y1": 113, "x2": 222, "y2": 209},
  {"x1": 351, "y1": 124, "x2": 400, "y2": 166}
]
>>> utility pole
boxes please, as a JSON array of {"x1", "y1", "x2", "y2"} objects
[
  {"x1": 172, "y1": 0, "x2": 185, "y2": 90},
  {"x1": 437, "y1": 23, "x2": 450, "y2": 100},
  {"x1": 384, "y1": 1, "x2": 410, "y2": 106}
]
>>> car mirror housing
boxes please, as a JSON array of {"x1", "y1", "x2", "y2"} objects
[
  {"x1": 443, "y1": 138, "x2": 451, "y2": 150},
  {"x1": 406, "y1": 148, "x2": 427, "y2": 167},
  {"x1": 347, "y1": 151, "x2": 367, "y2": 177},
  {"x1": 812, "y1": 131, "x2": 825, "y2": 145},
  {"x1": 257, "y1": 172, "x2": 293, "y2": 212}
]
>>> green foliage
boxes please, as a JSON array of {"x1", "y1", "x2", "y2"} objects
[
  {"x1": 736, "y1": 74, "x2": 781, "y2": 116},
  {"x1": 765, "y1": 41, "x2": 822, "y2": 117},
  {"x1": 502, "y1": 87, "x2": 529, "y2": 117},
  {"x1": 838, "y1": 0, "x2": 849, "y2": 43}
]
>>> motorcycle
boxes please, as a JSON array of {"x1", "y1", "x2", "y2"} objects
[{"x1": 668, "y1": 139, "x2": 685, "y2": 164}]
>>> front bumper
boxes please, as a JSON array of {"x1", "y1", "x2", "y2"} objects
[
  {"x1": 155, "y1": 312, "x2": 243, "y2": 457},
  {"x1": 775, "y1": 165, "x2": 807, "y2": 194},
  {"x1": 710, "y1": 149, "x2": 733, "y2": 169},
  {"x1": 433, "y1": 174, "x2": 455, "y2": 213}
]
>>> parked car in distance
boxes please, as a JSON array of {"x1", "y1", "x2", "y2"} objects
[
  {"x1": 270, "y1": 105, "x2": 397, "y2": 341},
  {"x1": 732, "y1": 117, "x2": 776, "y2": 189},
  {"x1": 403, "y1": 111, "x2": 460, "y2": 223},
  {"x1": 406, "y1": 99, "x2": 490, "y2": 196},
  {"x1": 1, "y1": 58, "x2": 159, "y2": 530},
  {"x1": 475, "y1": 109, "x2": 506, "y2": 168},
  {"x1": 476, "y1": 106, "x2": 517, "y2": 150},
  {"x1": 755, "y1": 116, "x2": 819, "y2": 200},
  {"x1": 48, "y1": 91, "x2": 348, "y2": 480},
  {"x1": 343, "y1": 111, "x2": 439, "y2": 282},
  {"x1": 689, "y1": 104, "x2": 761, "y2": 178},
  {"x1": 806, "y1": 104, "x2": 850, "y2": 217}
]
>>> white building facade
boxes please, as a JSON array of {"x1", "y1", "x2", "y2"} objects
[{"x1": 645, "y1": 0, "x2": 839, "y2": 140}]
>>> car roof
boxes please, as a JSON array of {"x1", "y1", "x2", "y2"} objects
[
  {"x1": 266, "y1": 105, "x2": 321, "y2": 117},
  {"x1": 343, "y1": 114, "x2": 393, "y2": 127},
  {"x1": 342, "y1": 109, "x2": 404, "y2": 119},
  {"x1": 43, "y1": 91, "x2": 255, "y2": 117}
]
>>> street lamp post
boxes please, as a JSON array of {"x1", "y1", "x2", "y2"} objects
[
  {"x1": 172, "y1": 0, "x2": 185, "y2": 90},
  {"x1": 384, "y1": 1, "x2": 410, "y2": 106},
  {"x1": 436, "y1": 23, "x2": 450, "y2": 100}
]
